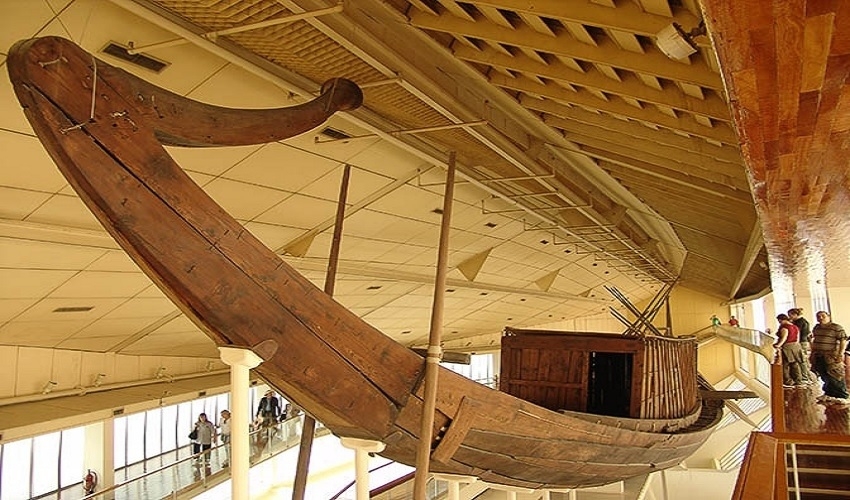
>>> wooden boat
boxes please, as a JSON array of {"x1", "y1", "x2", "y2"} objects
[{"x1": 8, "y1": 36, "x2": 722, "y2": 489}]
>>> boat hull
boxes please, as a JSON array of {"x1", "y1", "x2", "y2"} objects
[{"x1": 8, "y1": 36, "x2": 721, "y2": 489}]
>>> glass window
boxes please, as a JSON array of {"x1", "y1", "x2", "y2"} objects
[
  {"x1": 145, "y1": 409, "x2": 162, "y2": 458},
  {"x1": 176, "y1": 402, "x2": 194, "y2": 449},
  {"x1": 738, "y1": 346, "x2": 750, "y2": 373},
  {"x1": 125, "y1": 412, "x2": 146, "y2": 465},
  {"x1": 60, "y1": 427, "x2": 85, "y2": 488},
  {"x1": 161, "y1": 405, "x2": 178, "y2": 453},
  {"x1": 31, "y1": 431, "x2": 60, "y2": 497},
  {"x1": 1, "y1": 439, "x2": 32, "y2": 500},
  {"x1": 755, "y1": 355, "x2": 770, "y2": 386},
  {"x1": 114, "y1": 417, "x2": 127, "y2": 468}
]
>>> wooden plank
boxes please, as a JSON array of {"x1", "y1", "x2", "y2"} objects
[
  {"x1": 519, "y1": 89, "x2": 739, "y2": 144},
  {"x1": 432, "y1": 396, "x2": 479, "y2": 463},
  {"x1": 411, "y1": 10, "x2": 723, "y2": 89},
  {"x1": 454, "y1": 44, "x2": 731, "y2": 120},
  {"x1": 732, "y1": 433, "x2": 779, "y2": 499},
  {"x1": 700, "y1": 390, "x2": 759, "y2": 400},
  {"x1": 468, "y1": 0, "x2": 699, "y2": 37}
]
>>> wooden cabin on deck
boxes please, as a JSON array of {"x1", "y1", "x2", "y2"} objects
[{"x1": 500, "y1": 327, "x2": 699, "y2": 421}]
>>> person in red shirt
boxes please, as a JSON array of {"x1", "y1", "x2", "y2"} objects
[
  {"x1": 728, "y1": 316, "x2": 740, "y2": 327},
  {"x1": 773, "y1": 313, "x2": 807, "y2": 387}
]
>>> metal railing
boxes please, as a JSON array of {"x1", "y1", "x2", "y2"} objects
[{"x1": 78, "y1": 415, "x2": 309, "y2": 500}]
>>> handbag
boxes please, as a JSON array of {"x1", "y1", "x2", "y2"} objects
[{"x1": 188, "y1": 428, "x2": 198, "y2": 440}]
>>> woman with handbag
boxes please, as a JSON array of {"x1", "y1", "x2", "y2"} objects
[{"x1": 190, "y1": 413, "x2": 216, "y2": 463}]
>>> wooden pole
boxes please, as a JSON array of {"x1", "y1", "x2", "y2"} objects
[
  {"x1": 292, "y1": 164, "x2": 352, "y2": 500},
  {"x1": 413, "y1": 153, "x2": 456, "y2": 499}
]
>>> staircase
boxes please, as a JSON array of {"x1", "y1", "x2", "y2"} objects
[{"x1": 786, "y1": 444, "x2": 850, "y2": 499}]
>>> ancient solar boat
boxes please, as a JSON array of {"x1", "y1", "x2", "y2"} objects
[{"x1": 8, "y1": 36, "x2": 722, "y2": 489}]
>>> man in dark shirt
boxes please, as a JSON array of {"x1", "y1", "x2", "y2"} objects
[
  {"x1": 811, "y1": 311, "x2": 849, "y2": 404},
  {"x1": 256, "y1": 390, "x2": 281, "y2": 427}
]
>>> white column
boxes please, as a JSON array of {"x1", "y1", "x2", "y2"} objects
[
  {"x1": 83, "y1": 419, "x2": 114, "y2": 498},
  {"x1": 219, "y1": 347, "x2": 264, "y2": 500},
  {"x1": 339, "y1": 437, "x2": 386, "y2": 500},
  {"x1": 432, "y1": 474, "x2": 478, "y2": 500}
]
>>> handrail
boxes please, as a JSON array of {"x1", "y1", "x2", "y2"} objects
[
  {"x1": 327, "y1": 460, "x2": 398, "y2": 500},
  {"x1": 79, "y1": 415, "x2": 306, "y2": 499},
  {"x1": 371, "y1": 471, "x2": 416, "y2": 496},
  {"x1": 733, "y1": 349, "x2": 850, "y2": 500}
]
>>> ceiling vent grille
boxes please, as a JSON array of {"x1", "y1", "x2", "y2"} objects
[
  {"x1": 53, "y1": 306, "x2": 94, "y2": 313},
  {"x1": 319, "y1": 127, "x2": 351, "y2": 140},
  {"x1": 102, "y1": 42, "x2": 169, "y2": 73}
]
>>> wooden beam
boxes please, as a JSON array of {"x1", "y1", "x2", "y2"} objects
[
  {"x1": 541, "y1": 105, "x2": 743, "y2": 164},
  {"x1": 699, "y1": 390, "x2": 759, "y2": 399},
  {"x1": 409, "y1": 10, "x2": 723, "y2": 89},
  {"x1": 556, "y1": 132, "x2": 751, "y2": 192},
  {"x1": 729, "y1": 224, "x2": 765, "y2": 299},
  {"x1": 602, "y1": 163, "x2": 753, "y2": 209},
  {"x1": 413, "y1": 153, "x2": 457, "y2": 499},
  {"x1": 292, "y1": 164, "x2": 353, "y2": 500},
  {"x1": 467, "y1": 0, "x2": 699, "y2": 37},
  {"x1": 544, "y1": 115, "x2": 747, "y2": 181},
  {"x1": 520, "y1": 88, "x2": 739, "y2": 144},
  {"x1": 453, "y1": 44, "x2": 731, "y2": 121},
  {"x1": 431, "y1": 396, "x2": 478, "y2": 463}
]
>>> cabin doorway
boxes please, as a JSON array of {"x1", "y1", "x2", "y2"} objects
[{"x1": 587, "y1": 352, "x2": 632, "y2": 417}]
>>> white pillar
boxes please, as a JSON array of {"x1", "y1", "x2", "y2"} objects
[
  {"x1": 432, "y1": 474, "x2": 477, "y2": 500},
  {"x1": 339, "y1": 437, "x2": 386, "y2": 500},
  {"x1": 219, "y1": 347, "x2": 264, "y2": 500},
  {"x1": 83, "y1": 419, "x2": 114, "y2": 498}
]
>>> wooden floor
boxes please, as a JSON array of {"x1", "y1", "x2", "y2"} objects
[{"x1": 784, "y1": 384, "x2": 850, "y2": 435}]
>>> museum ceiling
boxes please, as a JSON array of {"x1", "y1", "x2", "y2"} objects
[{"x1": 0, "y1": 0, "x2": 780, "y2": 358}]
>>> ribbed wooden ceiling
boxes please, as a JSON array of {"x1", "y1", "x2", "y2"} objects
[{"x1": 145, "y1": 0, "x2": 769, "y2": 300}]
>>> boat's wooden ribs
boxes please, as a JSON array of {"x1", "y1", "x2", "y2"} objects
[{"x1": 431, "y1": 396, "x2": 478, "y2": 463}]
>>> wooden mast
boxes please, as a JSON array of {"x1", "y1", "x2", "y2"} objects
[
  {"x1": 292, "y1": 164, "x2": 352, "y2": 500},
  {"x1": 413, "y1": 152, "x2": 456, "y2": 498}
]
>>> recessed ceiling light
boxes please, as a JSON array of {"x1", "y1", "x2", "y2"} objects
[
  {"x1": 540, "y1": 239, "x2": 549, "y2": 245},
  {"x1": 479, "y1": 292, "x2": 488, "y2": 296},
  {"x1": 484, "y1": 222, "x2": 497, "y2": 228},
  {"x1": 432, "y1": 208, "x2": 444, "y2": 214},
  {"x1": 446, "y1": 289, "x2": 455, "y2": 293},
  {"x1": 564, "y1": 249, "x2": 572, "y2": 254},
  {"x1": 401, "y1": 330, "x2": 411, "y2": 334},
  {"x1": 520, "y1": 298, "x2": 526, "y2": 301},
  {"x1": 366, "y1": 285, "x2": 382, "y2": 290}
]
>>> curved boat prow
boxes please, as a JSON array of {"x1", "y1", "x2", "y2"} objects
[
  {"x1": 7, "y1": 36, "x2": 362, "y2": 148},
  {"x1": 8, "y1": 36, "x2": 720, "y2": 490}
]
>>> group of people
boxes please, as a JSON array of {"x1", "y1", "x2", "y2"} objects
[
  {"x1": 190, "y1": 409, "x2": 231, "y2": 467},
  {"x1": 773, "y1": 308, "x2": 849, "y2": 405},
  {"x1": 189, "y1": 390, "x2": 304, "y2": 467}
]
